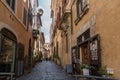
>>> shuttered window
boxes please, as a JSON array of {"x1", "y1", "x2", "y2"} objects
[
  {"x1": 18, "y1": 43, "x2": 24, "y2": 60},
  {"x1": 23, "y1": 7, "x2": 28, "y2": 27}
]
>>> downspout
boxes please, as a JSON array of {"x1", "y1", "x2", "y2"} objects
[{"x1": 69, "y1": 0, "x2": 75, "y2": 65}]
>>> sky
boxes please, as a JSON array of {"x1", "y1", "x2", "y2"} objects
[{"x1": 38, "y1": 0, "x2": 52, "y2": 43}]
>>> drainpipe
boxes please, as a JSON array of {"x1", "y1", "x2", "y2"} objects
[{"x1": 69, "y1": 0, "x2": 74, "y2": 65}]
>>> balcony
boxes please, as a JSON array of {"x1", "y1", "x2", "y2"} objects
[
  {"x1": 32, "y1": 29, "x2": 39, "y2": 39},
  {"x1": 58, "y1": 9, "x2": 71, "y2": 31}
]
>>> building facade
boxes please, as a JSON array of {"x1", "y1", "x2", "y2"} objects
[
  {"x1": 34, "y1": 32, "x2": 45, "y2": 61},
  {"x1": 51, "y1": 0, "x2": 62, "y2": 66},
  {"x1": 43, "y1": 43, "x2": 50, "y2": 59},
  {"x1": 40, "y1": 32, "x2": 45, "y2": 59},
  {"x1": 32, "y1": 0, "x2": 44, "y2": 64},
  {"x1": 71, "y1": 0, "x2": 120, "y2": 79},
  {"x1": 0, "y1": 0, "x2": 33, "y2": 77},
  {"x1": 51, "y1": 0, "x2": 74, "y2": 69},
  {"x1": 50, "y1": 24, "x2": 54, "y2": 59},
  {"x1": 51, "y1": 0, "x2": 120, "y2": 79}
]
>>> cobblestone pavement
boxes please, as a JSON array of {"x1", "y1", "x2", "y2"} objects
[{"x1": 17, "y1": 61, "x2": 75, "y2": 80}]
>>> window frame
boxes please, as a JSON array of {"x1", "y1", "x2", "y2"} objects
[
  {"x1": 0, "y1": 29, "x2": 17, "y2": 73},
  {"x1": 5, "y1": 0, "x2": 16, "y2": 12},
  {"x1": 75, "y1": 0, "x2": 89, "y2": 25},
  {"x1": 77, "y1": 0, "x2": 82, "y2": 17},
  {"x1": 23, "y1": 7, "x2": 28, "y2": 27}
]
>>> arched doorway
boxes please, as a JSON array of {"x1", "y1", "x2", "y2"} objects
[{"x1": 0, "y1": 28, "x2": 17, "y2": 73}]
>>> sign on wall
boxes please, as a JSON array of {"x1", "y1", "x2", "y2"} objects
[
  {"x1": 90, "y1": 35, "x2": 100, "y2": 64},
  {"x1": 90, "y1": 40, "x2": 98, "y2": 61}
]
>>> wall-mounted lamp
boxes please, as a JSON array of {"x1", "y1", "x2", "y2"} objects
[{"x1": 38, "y1": 9, "x2": 44, "y2": 16}]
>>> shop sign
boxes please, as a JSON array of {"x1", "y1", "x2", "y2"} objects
[
  {"x1": 75, "y1": 59, "x2": 81, "y2": 64},
  {"x1": 107, "y1": 68, "x2": 114, "y2": 75},
  {"x1": 90, "y1": 35, "x2": 100, "y2": 65},
  {"x1": 90, "y1": 40, "x2": 98, "y2": 61}
]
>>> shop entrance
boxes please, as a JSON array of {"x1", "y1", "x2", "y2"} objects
[
  {"x1": 81, "y1": 42, "x2": 90, "y2": 65},
  {"x1": 0, "y1": 28, "x2": 17, "y2": 73},
  {"x1": 77, "y1": 34, "x2": 101, "y2": 76}
]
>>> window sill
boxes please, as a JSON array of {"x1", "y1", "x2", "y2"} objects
[
  {"x1": 74, "y1": 13, "x2": 83, "y2": 25},
  {"x1": 74, "y1": 8, "x2": 89, "y2": 25}
]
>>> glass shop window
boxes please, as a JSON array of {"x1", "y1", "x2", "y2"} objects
[{"x1": 0, "y1": 36, "x2": 16, "y2": 72}]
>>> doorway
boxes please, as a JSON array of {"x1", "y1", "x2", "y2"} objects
[
  {"x1": 0, "y1": 28, "x2": 17, "y2": 73},
  {"x1": 81, "y1": 42, "x2": 90, "y2": 65}
]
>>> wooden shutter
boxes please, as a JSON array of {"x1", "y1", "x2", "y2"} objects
[{"x1": 18, "y1": 43, "x2": 24, "y2": 60}]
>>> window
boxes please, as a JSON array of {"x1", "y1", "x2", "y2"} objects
[
  {"x1": 77, "y1": 29, "x2": 90, "y2": 43},
  {"x1": 75, "y1": 0, "x2": 89, "y2": 24},
  {"x1": 77, "y1": 0, "x2": 82, "y2": 16},
  {"x1": 28, "y1": 9, "x2": 33, "y2": 26},
  {"x1": 77, "y1": 0, "x2": 89, "y2": 17},
  {"x1": 82, "y1": 0, "x2": 88, "y2": 10},
  {"x1": 64, "y1": 0, "x2": 67, "y2": 4},
  {"x1": 62, "y1": 0, "x2": 68, "y2": 8},
  {"x1": 23, "y1": 7, "x2": 28, "y2": 27},
  {"x1": 0, "y1": 35, "x2": 16, "y2": 72},
  {"x1": 5, "y1": 0, "x2": 16, "y2": 12}
]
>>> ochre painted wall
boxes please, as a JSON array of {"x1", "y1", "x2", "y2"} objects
[
  {"x1": 0, "y1": 0, "x2": 33, "y2": 60},
  {"x1": 72, "y1": 0, "x2": 120, "y2": 79}
]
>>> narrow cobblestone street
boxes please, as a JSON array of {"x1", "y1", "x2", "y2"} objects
[{"x1": 17, "y1": 61, "x2": 75, "y2": 80}]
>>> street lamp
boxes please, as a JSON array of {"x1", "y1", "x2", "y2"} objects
[{"x1": 38, "y1": 9, "x2": 44, "y2": 16}]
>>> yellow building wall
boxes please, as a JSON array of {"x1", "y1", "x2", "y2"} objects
[
  {"x1": 16, "y1": 0, "x2": 23, "y2": 21},
  {"x1": 95, "y1": 0, "x2": 120, "y2": 79},
  {"x1": 0, "y1": 0, "x2": 32, "y2": 59},
  {"x1": 72, "y1": 0, "x2": 120, "y2": 79}
]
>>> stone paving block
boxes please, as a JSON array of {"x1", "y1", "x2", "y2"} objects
[{"x1": 17, "y1": 61, "x2": 75, "y2": 80}]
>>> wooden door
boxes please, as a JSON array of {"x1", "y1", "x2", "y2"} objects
[{"x1": 81, "y1": 43, "x2": 90, "y2": 65}]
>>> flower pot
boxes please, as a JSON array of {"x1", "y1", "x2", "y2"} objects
[
  {"x1": 83, "y1": 68, "x2": 89, "y2": 76},
  {"x1": 102, "y1": 75, "x2": 106, "y2": 77}
]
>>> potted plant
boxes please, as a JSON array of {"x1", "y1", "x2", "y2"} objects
[
  {"x1": 53, "y1": 54, "x2": 60, "y2": 60},
  {"x1": 98, "y1": 65, "x2": 108, "y2": 77},
  {"x1": 79, "y1": 64, "x2": 92, "y2": 76},
  {"x1": 53, "y1": 54, "x2": 61, "y2": 65}
]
